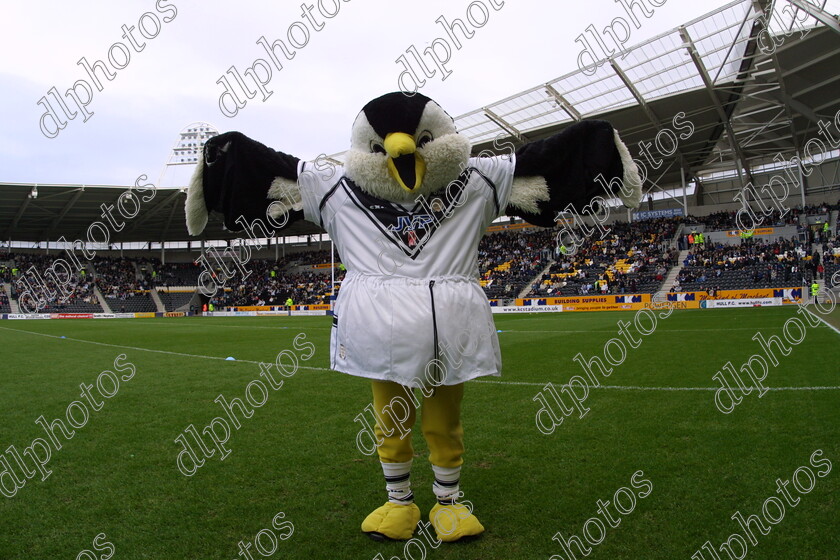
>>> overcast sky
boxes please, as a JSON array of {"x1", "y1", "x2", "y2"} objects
[{"x1": 0, "y1": 0, "x2": 732, "y2": 187}]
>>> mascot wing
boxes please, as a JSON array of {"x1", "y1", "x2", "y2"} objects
[
  {"x1": 185, "y1": 131, "x2": 304, "y2": 236},
  {"x1": 506, "y1": 120, "x2": 643, "y2": 227}
]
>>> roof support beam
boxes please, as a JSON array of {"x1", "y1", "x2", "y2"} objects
[
  {"x1": 737, "y1": 111, "x2": 788, "y2": 148},
  {"x1": 127, "y1": 190, "x2": 183, "y2": 232},
  {"x1": 544, "y1": 84, "x2": 581, "y2": 122},
  {"x1": 610, "y1": 61, "x2": 661, "y2": 133},
  {"x1": 768, "y1": 90, "x2": 822, "y2": 125},
  {"x1": 6, "y1": 194, "x2": 32, "y2": 239},
  {"x1": 679, "y1": 26, "x2": 755, "y2": 187},
  {"x1": 482, "y1": 107, "x2": 527, "y2": 144},
  {"x1": 785, "y1": 0, "x2": 840, "y2": 35},
  {"x1": 161, "y1": 192, "x2": 182, "y2": 242},
  {"x1": 789, "y1": 72, "x2": 840, "y2": 99},
  {"x1": 781, "y1": 45, "x2": 840, "y2": 76},
  {"x1": 42, "y1": 187, "x2": 84, "y2": 239},
  {"x1": 646, "y1": 158, "x2": 678, "y2": 192},
  {"x1": 712, "y1": 0, "x2": 758, "y2": 83},
  {"x1": 731, "y1": 104, "x2": 786, "y2": 121},
  {"x1": 609, "y1": 59, "x2": 698, "y2": 211},
  {"x1": 695, "y1": 177, "x2": 705, "y2": 206}
]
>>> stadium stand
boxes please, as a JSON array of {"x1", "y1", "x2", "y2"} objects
[
  {"x1": 7, "y1": 253, "x2": 102, "y2": 312},
  {"x1": 158, "y1": 291, "x2": 195, "y2": 312},
  {"x1": 0, "y1": 204, "x2": 837, "y2": 311},
  {"x1": 0, "y1": 0, "x2": 837, "y2": 317},
  {"x1": 148, "y1": 260, "x2": 201, "y2": 286},
  {"x1": 526, "y1": 218, "x2": 679, "y2": 297},
  {"x1": 212, "y1": 266, "x2": 345, "y2": 308},
  {"x1": 478, "y1": 228, "x2": 556, "y2": 299},
  {"x1": 682, "y1": 208, "x2": 801, "y2": 232},
  {"x1": 104, "y1": 293, "x2": 157, "y2": 313},
  {"x1": 677, "y1": 239, "x2": 814, "y2": 292},
  {"x1": 92, "y1": 256, "x2": 157, "y2": 313}
]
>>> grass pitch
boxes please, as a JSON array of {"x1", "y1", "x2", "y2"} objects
[{"x1": 0, "y1": 307, "x2": 837, "y2": 559}]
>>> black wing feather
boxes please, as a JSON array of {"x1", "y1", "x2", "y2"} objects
[
  {"x1": 201, "y1": 131, "x2": 301, "y2": 231},
  {"x1": 511, "y1": 120, "x2": 630, "y2": 227}
]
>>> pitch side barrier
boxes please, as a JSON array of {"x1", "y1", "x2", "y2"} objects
[
  {"x1": 1, "y1": 291, "x2": 803, "y2": 319},
  {"x1": 204, "y1": 310, "x2": 329, "y2": 317},
  {"x1": 505, "y1": 288, "x2": 802, "y2": 313},
  {"x1": 204, "y1": 304, "x2": 330, "y2": 317},
  {"x1": 1, "y1": 312, "x2": 190, "y2": 320},
  {"x1": 0, "y1": 309, "x2": 330, "y2": 319}
]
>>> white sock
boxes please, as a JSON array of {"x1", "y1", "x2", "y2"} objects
[
  {"x1": 432, "y1": 465, "x2": 461, "y2": 505},
  {"x1": 382, "y1": 461, "x2": 413, "y2": 504}
]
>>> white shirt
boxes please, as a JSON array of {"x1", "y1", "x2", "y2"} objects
[{"x1": 298, "y1": 155, "x2": 516, "y2": 387}]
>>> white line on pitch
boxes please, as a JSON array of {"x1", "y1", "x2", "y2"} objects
[
  {"x1": 0, "y1": 325, "x2": 331, "y2": 372},
  {"x1": 472, "y1": 380, "x2": 840, "y2": 391},
  {"x1": 3, "y1": 326, "x2": 837, "y2": 391},
  {"x1": 497, "y1": 328, "x2": 772, "y2": 333},
  {"x1": 798, "y1": 305, "x2": 840, "y2": 337},
  {"x1": 498, "y1": 324, "x2": 838, "y2": 334},
  {"x1": 133, "y1": 321, "x2": 332, "y2": 331}
]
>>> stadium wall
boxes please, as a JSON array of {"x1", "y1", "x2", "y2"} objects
[
  {"x1": 513, "y1": 288, "x2": 802, "y2": 312},
  {"x1": 1, "y1": 287, "x2": 805, "y2": 319}
]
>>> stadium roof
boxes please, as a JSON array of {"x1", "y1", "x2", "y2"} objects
[
  {"x1": 0, "y1": 182, "x2": 316, "y2": 244},
  {"x1": 2, "y1": 0, "x2": 838, "y2": 245},
  {"x1": 456, "y1": 0, "x2": 840, "y2": 204}
]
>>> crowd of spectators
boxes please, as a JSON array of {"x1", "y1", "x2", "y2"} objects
[
  {"x1": 478, "y1": 228, "x2": 555, "y2": 299},
  {"x1": 0, "y1": 261, "x2": 12, "y2": 283},
  {"x1": 680, "y1": 201, "x2": 839, "y2": 247},
  {"x1": 145, "y1": 260, "x2": 201, "y2": 286},
  {"x1": 211, "y1": 256, "x2": 344, "y2": 308},
  {"x1": 0, "y1": 202, "x2": 837, "y2": 311},
  {"x1": 528, "y1": 217, "x2": 679, "y2": 297},
  {"x1": 820, "y1": 234, "x2": 840, "y2": 263},
  {"x1": 92, "y1": 257, "x2": 152, "y2": 299},
  {"x1": 289, "y1": 249, "x2": 333, "y2": 266},
  {"x1": 675, "y1": 237, "x2": 824, "y2": 291},
  {"x1": 5, "y1": 253, "x2": 99, "y2": 310},
  {"x1": 683, "y1": 208, "x2": 801, "y2": 232}
]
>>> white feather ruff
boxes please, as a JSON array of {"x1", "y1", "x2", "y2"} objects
[
  {"x1": 185, "y1": 161, "x2": 208, "y2": 236},
  {"x1": 614, "y1": 130, "x2": 643, "y2": 209},
  {"x1": 267, "y1": 176, "x2": 303, "y2": 219},
  {"x1": 508, "y1": 176, "x2": 549, "y2": 215},
  {"x1": 344, "y1": 133, "x2": 471, "y2": 203}
]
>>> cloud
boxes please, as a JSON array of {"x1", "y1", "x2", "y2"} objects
[{"x1": 0, "y1": 0, "x2": 723, "y2": 185}]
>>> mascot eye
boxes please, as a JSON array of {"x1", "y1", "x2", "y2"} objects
[
  {"x1": 370, "y1": 141, "x2": 386, "y2": 155},
  {"x1": 418, "y1": 131, "x2": 433, "y2": 148}
]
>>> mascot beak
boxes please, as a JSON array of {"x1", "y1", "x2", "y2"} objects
[{"x1": 384, "y1": 132, "x2": 426, "y2": 193}]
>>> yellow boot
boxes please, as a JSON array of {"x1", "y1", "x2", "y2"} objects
[
  {"x1": 429, "y1": 503, "x2": 484, "y2": 542},
  {"x1": 361, "y1": 502, "x2": 421, "y2": 541}
]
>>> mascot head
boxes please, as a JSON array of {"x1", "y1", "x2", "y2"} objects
[{"x1": 344, "y1": 92, "x2": 472, "y2": 203}]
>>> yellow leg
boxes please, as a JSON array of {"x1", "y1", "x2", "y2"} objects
[
  {"x1": 421, "y1": 384, "x2": 484, "y2": 542},
  {"x1": 370, "y1": 380, "x2": 416, "y2": 463},
  {"x1": 364, "y1": 380, "x2": 420, "y2": 540},
  {"x1": 421, "y1": 383, "x2": 464, "y2": 468},
  {"x1": 366, "y1": 381, "x2": 481, "y2": 542}
]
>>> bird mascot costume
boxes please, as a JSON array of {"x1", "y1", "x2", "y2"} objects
[{"x1": 185, "y1": 92, "x2": 642, "y2": 543}]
